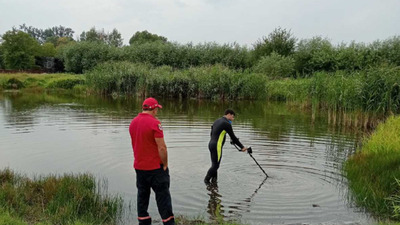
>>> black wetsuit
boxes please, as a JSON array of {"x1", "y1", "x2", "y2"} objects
[{"x1": 205, "y1": 117, "x2": 244, "y2": 183}]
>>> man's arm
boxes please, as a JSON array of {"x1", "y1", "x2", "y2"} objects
[
  {"x1": 226, "y1": 124, "x2": 247, "y2": 151},
  {"x1": 155, "y1": 137, "x2": 168, "y2": 170}
]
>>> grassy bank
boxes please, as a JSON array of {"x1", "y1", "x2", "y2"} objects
[
  {"x1": 345, "y1": 116, "x2": 400, "y2": 220},
  {"x1": 0, "y1": 168, "x2": 122, "y2": 225},
  {"x1": 0, "y1": 168, "x2": 246, "y2": 225},
  {"x1": 0, "y1": 73, "x2": 85, "y2": 92}
]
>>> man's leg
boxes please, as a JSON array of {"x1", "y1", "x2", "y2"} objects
[
  {"x1": 152, "y1": 168, "x2": 175, "y2": 225},
  {"x1": 136, "y1": 170, "x2": 152, "y2": 225},
  {"x1": 205, "y1": 146, "x2": 219, "y2": 184}
]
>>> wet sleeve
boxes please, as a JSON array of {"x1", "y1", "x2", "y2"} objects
[
  {"x1": 226, "y1": 123, "x2": 244, "y2": 149},
  {"x1": 153, "y1": 121, "x2": 164, "y2": 138}
]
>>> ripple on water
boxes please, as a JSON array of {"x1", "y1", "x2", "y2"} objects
[{"x1": 0, "y1": 98, "x2": 374, "y2": 225}]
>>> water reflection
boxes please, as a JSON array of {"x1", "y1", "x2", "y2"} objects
[
  {"x1": 206, "y1": 176, "x2": 269, "y2": 223},
  {"x1": 244, "y1": 177, "x2": 268, "y2": 203},
  {"x1": 206, "y1": 184, "x2": 223, "y2": 222}
]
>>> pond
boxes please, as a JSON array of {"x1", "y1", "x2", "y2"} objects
[{"x1": 0, "y1": 92, "x2": 375, "y2": 225}]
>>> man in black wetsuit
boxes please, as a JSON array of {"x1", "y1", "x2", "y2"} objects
[{"x1": 204, "y1": 109, "x2": 247, "y2": 184}]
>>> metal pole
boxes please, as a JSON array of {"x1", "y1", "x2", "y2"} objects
[
  {"x1": 232, "y1": 143, "x2": 269, "y2": 178},
  {"x1": 248, "y1": 152, "x2": 269, "y2": 177}
]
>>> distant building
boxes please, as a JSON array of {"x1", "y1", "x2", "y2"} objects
[{"x1": 35, "y1": 57, "x2": 64, "y2": 73}]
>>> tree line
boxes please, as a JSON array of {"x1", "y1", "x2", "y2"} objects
[{"x1": 0, "y1": 25, "x2": 399, "y2": 77}]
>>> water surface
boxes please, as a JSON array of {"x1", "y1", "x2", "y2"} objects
[{"x1": 0, "y1": 92, "x2": 374, "y2": 225}]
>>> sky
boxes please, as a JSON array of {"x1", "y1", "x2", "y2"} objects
[{"x1": 0, "y1": 0, "x2": 399, "y2": 47}]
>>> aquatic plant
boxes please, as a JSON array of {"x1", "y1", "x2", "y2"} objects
[
  {"x1": 85, "y1": 62, "x2": 266, "y2": 100},
  {"x1": 345, "y1": 116, "x2": 400, "y2": 219}
]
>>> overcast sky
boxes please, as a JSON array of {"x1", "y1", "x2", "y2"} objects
[{"x1": 1, "y1": 0, "x2": 399, "y2": 46}]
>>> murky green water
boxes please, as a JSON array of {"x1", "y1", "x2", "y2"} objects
[{"x1": 0, "y1": 91, "x2": 375, "y2": 225}]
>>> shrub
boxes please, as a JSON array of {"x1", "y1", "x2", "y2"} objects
[
  {"x1": 294, "y1": 37, "x2": 336, "y2": 75},
  {"x1": 252, "y1": 52, "x2": 295, "y2": 78},
  {"x1": 121, "y1": 42, "x2": 251, "y2": 70},
  {"x1": 58, "y1": 42, "x2": 121, "y2": 73},
  {"x1": 335, "y1": 42, "x2": 366, "y2": 71},
  {"x1": 46, "y1": 77, "x2": 85, "y2": 89},
  {"x1": 129, "y1": 30, "x2": 168, "y2": 45},
  {"x1": 0, "y1": 46, "x2": 5, "y2": 69},
  {"x1": 380, "y1": 36, "x2": 400, "y2": 66},
  {"x1": 252, "y1": 27, "x2": 296, "y2": 61},
  {"x1": 237, "y1": 72, "x2": 267, "y2": 99},
  {"x1": 5, "y1": 78, "x2": 25, "y2": 89},
  {"x1": 86, "y1": 61, "x2": 150, "y2": 94},
  {"x1": 190, "y1": 64, "x2": 235, "y2": 99}
]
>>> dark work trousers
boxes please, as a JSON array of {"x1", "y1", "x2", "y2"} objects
[
  {"x1": 205, "y1": 143, "x2": 221, "y2": 183},
  {"x1": 135, "y1": 166, "x2": 175, "y2": 225}
]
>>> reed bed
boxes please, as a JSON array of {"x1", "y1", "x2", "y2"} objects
[
  {"x1": 85, "y1": 62, "x2": 400, "y2": 115},
  {"x1": 2, "y1": 63, "x2": 400, "y2": 117},
  {"x1": 85, "y1": 62, "x2": 267, "y2": 100}
]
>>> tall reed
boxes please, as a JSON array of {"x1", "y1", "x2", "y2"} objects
[{"x1": 85, "y1": 62, "x2": 267, "y2": 100}]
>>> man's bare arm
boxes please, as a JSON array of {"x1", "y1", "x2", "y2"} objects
[{"x1": 155, "y1": 137, "x2": 168, "y2": 170}]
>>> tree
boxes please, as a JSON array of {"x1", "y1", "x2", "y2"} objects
[
  {"x1": 18, "y1": 24, "x2": 42, "y2": 43},
  {"x1": 80, "y1": 27, "x2": 107, "y2": 42},
  {"x1": 253, "y1": 27, "x2": 296, "y2": 60},
  {"x1": 80, "y1": 27, "x2": 123, "y2": 47},
  {"x1": 18, "y1": 24, "x2": 75, "y2": 44},
  {"x1": 294, "y1": 37, "x2": 335, "y2": 74},
  {"x1": 1, "y1": 30, "x2": 40, "y2": 69},
  {"x1": 55, "y1": 36, "x2": 74, "y2": 47},
  {"x1": 45, "y1": 36, "x2": 75, "y2": 47},
  {"x1": 129, "y1": 30, "x2": 167, "y2": 45},
  {"x1": 0, "y1": 44, "x2": 5, "y2": 69},
  {"x1": 37, "y1": 43, "x2": 57, "y2": 57},
  {"x1": 253, "y1": 52, "x2": 295, "y2": 78},
  {"x1": 58, "y1": 41, "x2": 115, "y2": 73},
  {"x1": 107, "y1": 28, "x2": 123, "y2": 47}
]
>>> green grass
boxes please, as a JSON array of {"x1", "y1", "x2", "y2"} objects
[
  {"x1": 0, "y1": 209, "x2": 27, "y2": 225},
  {"x1": 267, "y1": 66, "x2": 400, "y2": 115},
  {"x1": 0, "y1": 73, "x2": 86, "y2": 91},
  {"x1": 0, "y1": 168, "x2": 122, "y2": 225},
  {"x1": 345, "y1": 116, "x2": 400, "y2": 220},
  {"x1": 0, "y1": 209, "x2": 93, "y2": 225}
]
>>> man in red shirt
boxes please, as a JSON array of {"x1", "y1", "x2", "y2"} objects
[{"x1": 129, "y1": 97, "x2": 174, "y2": 225}]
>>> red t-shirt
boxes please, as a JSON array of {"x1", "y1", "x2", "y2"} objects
[{"x1": 129, "y1": 113, "x2": 164, "y2": 170}]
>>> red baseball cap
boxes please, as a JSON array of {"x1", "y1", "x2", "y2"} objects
[{"x1": 142, "y1": 97, "x2": 162, "y2": 110}]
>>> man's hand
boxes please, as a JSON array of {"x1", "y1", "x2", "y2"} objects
[
  {"x1": 155, "y1": 137, "x2": 168, "y2": 171},
  {"x1": 241, "y1": 147, "x2": 248, "y2": 152}
]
